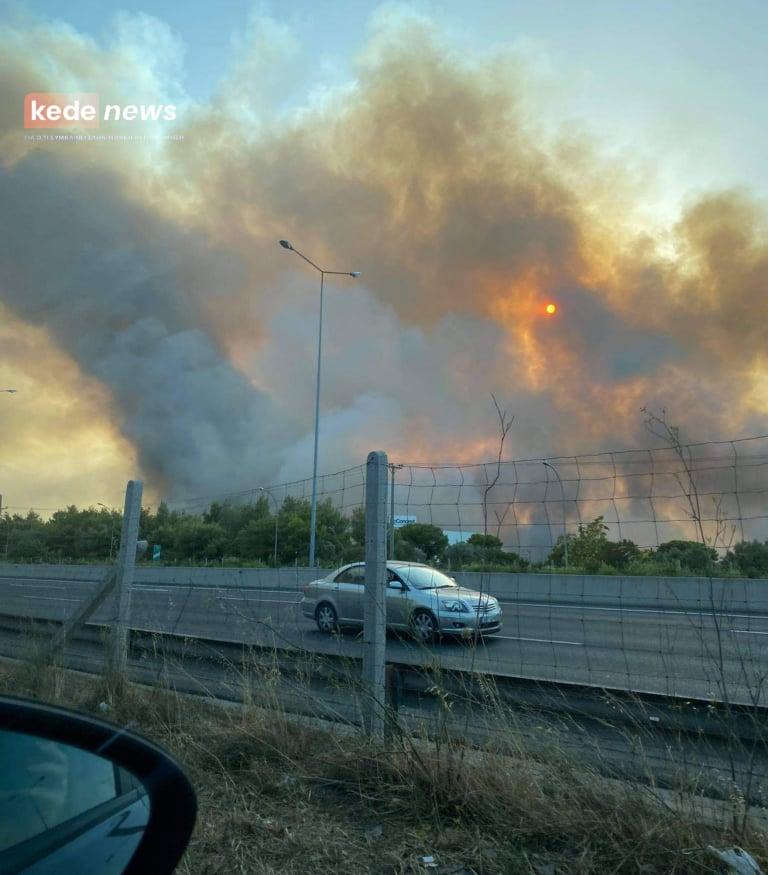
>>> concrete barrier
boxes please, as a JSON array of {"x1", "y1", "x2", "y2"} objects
[
  {"x1": 0, "y1": 563, "x2": 328, "y2": 590},
  {"x1": 450, "y1": 571, "x2": 768, "y2": 614},
  {"x1": 2, "y1": 563, "x2": 768, "y2": 614}
]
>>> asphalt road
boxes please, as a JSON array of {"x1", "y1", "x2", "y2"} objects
[{"x1": 3, "y1": 575, "x2": 768, "y2": 704}]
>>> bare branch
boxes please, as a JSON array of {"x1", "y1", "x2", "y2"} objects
[{"x1": 482, "y1": 394, "x2": 514, "y2": 536}]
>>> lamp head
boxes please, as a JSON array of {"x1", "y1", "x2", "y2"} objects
[
  {"x1": 279, "y1": 240, "x2": 294, "y2": 251},
  {"x1": 350, "y1": 271, "x2": 361, "y2": 278}
]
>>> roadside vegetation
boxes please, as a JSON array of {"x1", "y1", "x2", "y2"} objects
[
  {"x1": 2, "y1": 655, "x2": 765, "y2": 874},
  {"x1": 2, "y1": 499, "x2": 767, "y2": 578}
]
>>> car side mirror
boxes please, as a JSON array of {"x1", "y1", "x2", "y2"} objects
[
  {"x1": 387, "y1": 580, "x2": 405, "y2": 590},
  {"x1": 0, "y1": 696, "x2": 196, "y2": 874}
]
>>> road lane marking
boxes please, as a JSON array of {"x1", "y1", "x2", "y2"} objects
[
  {"x1": 219, "y1": 597, "x2": 298, "y2": 604},
  {"x1": 7, "y1": 582, "x2": 65, "y2": 589},
  {"x1": 135, "y1": 585, "x2": 304, "y2": 596},
  {"x1": 19, "y1": 595, "x2": 79, "y2": 602},
  {"x1": 136, "y1": 587, "x2": 169, "y2": 593},
  {"x1": 496, "y1": 635, "x2": 583, "y2": 646},
  {"x1": 731, "y1": 629, "x2": 768, "y2": 636}
]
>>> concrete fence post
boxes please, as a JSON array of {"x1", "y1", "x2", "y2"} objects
[
  {"x1": 363, "y1": 451, "x2": 388, "y2": 737},
  {"x1": 107, "y1": 479, "x2": 143, "y2": 681}
]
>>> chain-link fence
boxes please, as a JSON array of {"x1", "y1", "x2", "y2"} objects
[{"x1": 3, "y1": 436, "x2": 768, "y2": 805}]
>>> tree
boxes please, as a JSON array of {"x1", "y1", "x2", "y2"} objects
[
  {"x1": 601, "y1": 539, "x2": 641, "y2": 570},
  {"x1": 396, "y1": 523, "x2": 448, "y2": 561},
  {"x1": 350, "y1": 506, "x2": 365, "y2": 546},
  {"x1": 547, "y1": 516, "x2": 640, "y2": 573},
  {"x1": 655, "y1": 540, "x2": 717, "y2": 574},
  {"x1": 460, "y1": 533, "x2": 527, "y2": 569},
  {"x1": 145, "y1": 503, "x2": 184, "y2": 561},
  {"x1": 235, "y1": 517, "x2": 277, "y2": 563},
  {"x1": 315, "y1": 499, "x2": 351, "y2": 565},
  {"x1": 45, "y1": 506, "x2": 118, "y2": 561},
  {"x1": 172, "y1": 518, "x2": 226, "y2": 562},
  {"x1": 467, "y1": 534, "x2": 503, "y2": 550},
  {"x1": 1, "y1": 511, "x2": 47, "y2": 562},
  {"x1": 443, "y1": 541, "x2": 479, "y2": 569},
  {"x1": 724, "y1": 540, "x2": 768, "y2": 578},
  {"x1": 393, "y1": 532, "x2": 426, "y2": 562},
  {"x1": 204, "y1": 497, "x2": 269, "y2": 541}
]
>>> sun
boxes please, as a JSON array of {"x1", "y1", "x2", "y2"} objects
[{"x1": 545, "y1": 302, "x2": 557, "y2": 315}]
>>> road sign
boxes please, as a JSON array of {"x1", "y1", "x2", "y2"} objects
[
  {"x1": 152, "y1": 544, "x2": 161, "y2": 561},
  {"x1": 393, "y1": 515, "x2": 416, "y2": 528}
]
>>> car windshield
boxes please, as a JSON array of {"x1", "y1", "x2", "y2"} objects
[{"x1": 396, "y1": 566, "x2": 457, "y2": 590}]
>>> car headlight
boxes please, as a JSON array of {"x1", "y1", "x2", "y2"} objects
[{"x1": 440, "y1": 599, "x2": 470, "y2": 613}]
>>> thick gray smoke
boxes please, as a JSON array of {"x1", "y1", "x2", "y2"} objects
[{"x1": 0, "y1": 155, "x2": 288, "y2": 496}]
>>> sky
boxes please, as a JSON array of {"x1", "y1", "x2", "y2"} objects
[
  {"x1": 0, "y1": 0, "x2": 767, "y2": 513},
  {"x1": 20, "y1": 0, "x2": 768, "y2": 204}
]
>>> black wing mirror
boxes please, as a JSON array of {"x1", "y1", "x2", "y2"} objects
[{"x1": 0, "y1": 697, "x2": 196, "y2": 874}]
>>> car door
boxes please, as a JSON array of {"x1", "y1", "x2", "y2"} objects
[
  {"x1": 385, "y1": 569, "x2": 409, "y2": 629},
  {"x1": 332, "y1": 564, "x2": 365, "y2": 624}
]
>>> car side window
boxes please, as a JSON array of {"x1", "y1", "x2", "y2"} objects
[{"x1": 334, "y1": 565, "x2": 364, "y2": 584}]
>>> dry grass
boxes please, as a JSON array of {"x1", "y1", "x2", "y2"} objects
[{"x1": 1, "y1": 656, "x2": 766, "y2": 874}]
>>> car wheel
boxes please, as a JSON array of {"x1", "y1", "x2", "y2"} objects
[
  {"x1": 315, "y1": 602, "x2": 338, "y2": 634},
  {"x1": 411, "y1": 609, "x2": 437, "y2": 644}
]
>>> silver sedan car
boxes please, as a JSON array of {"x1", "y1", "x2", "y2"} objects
[{"x1": 301, "y1": 561, "x2": 502, "y2": 642}]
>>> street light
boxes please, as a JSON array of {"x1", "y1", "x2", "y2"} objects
[
  {"x1": 542, "y1": 461, "x2": 568, "y2": 569},
  {"x1": 279, "y1": 239, "x2": 361, "y2": 567},
  {"x1": 1, "y1": 389, "x2": 17, "y2": 394},
  {"x1": 258, "y1": 487, "x2": 279, "y2": 567}
]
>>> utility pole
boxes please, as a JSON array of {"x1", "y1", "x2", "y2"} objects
[
  {"x1": 363, "y1": 451, "x2": 388, "y2": 737},
  {"x1": 107, "y1": 480, "x2": 143, "y2": 685}
]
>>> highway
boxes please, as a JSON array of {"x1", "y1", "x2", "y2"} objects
[{"x1": 2, "y1": 570, "x2": 768, "y2": 704}]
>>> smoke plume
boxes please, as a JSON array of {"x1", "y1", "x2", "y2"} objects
[{"x1": 0, "y1": 8, "x2": 766, "y2": 506}]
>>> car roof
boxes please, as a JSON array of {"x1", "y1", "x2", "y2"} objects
[{"x1": 337, "y1": 561, "x2": 432, "y2": 570}]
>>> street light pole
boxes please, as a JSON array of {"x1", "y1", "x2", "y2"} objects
[
  {"x1": 310, "y1": 269, "x2": 325, "y2": 568},
  {"x1": 259, "y1": 487, "x2": 279, "y2": 567},
  {"x1": 279, "y1": 239, "x2": 360, "y2": 567},
  {"x1": 542, "y1": 461, "x2": 568, "y2": 569}
]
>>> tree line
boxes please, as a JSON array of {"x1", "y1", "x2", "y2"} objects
[{"x1": 1, "y1": 501, "x2": 767, "y2": 578}]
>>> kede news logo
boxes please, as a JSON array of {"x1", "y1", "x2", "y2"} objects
[{"x1": 24, "y1": 93, "x2": 177, "y2": 128}]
